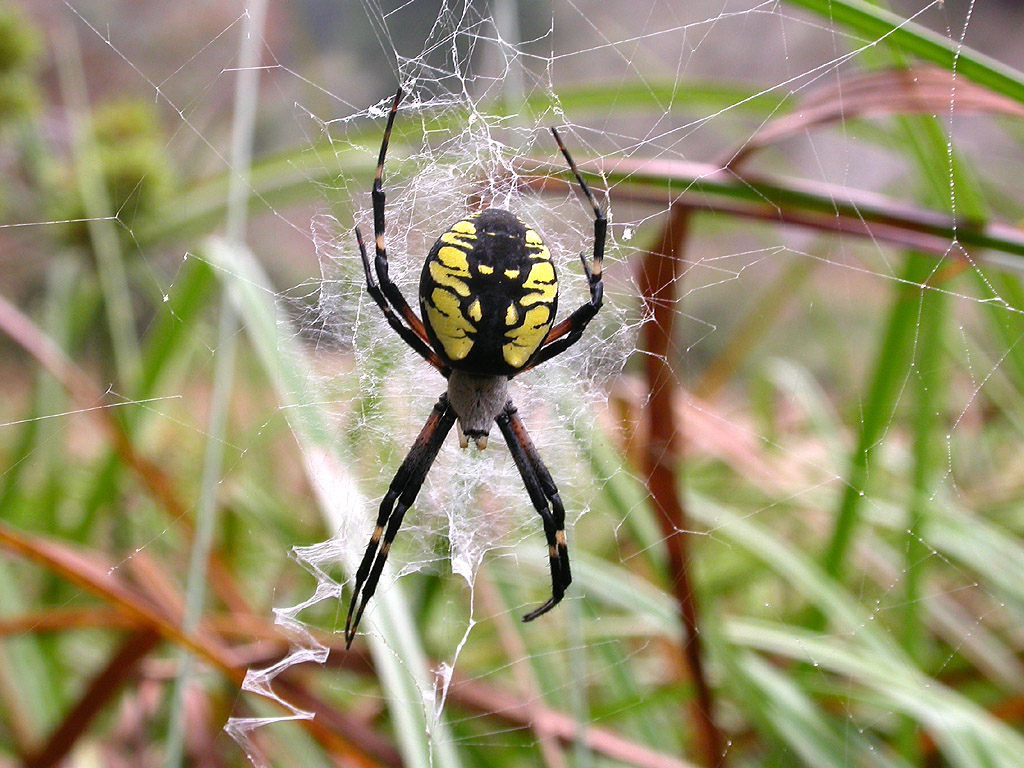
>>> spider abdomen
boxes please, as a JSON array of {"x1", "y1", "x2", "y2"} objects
[{"x1": 419, "y1": 208, "x2": 558, "y2": 377}]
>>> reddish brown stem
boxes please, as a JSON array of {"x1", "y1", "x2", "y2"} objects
[
  {"x1": 25, "y1": 630, "x2": 161, "y2": 768},
  {"x1": 637, "y1": 204, "x2": 724, "y2": 767}
]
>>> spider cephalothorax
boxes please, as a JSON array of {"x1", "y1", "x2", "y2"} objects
[{"x1": 347, "y1": 86, "x2": 605, "y2": 647}]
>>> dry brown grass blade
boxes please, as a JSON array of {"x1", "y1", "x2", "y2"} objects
[
  {"x1": 0, "y1": 523, "x2": 236, "y2": 672},
  {"x1": 0, "y1": 608, "x2": 138, "y2": 636},
  {"x1": 474, "y1": 571, "x2": 567, "y2": 768},
  {"x1": 128, "y1": 553, "x2": 398, "y2": 766},
  {"x1": 270, "y1": 678, "x2": 403, "y2": 768},
  {"x1": 25, "y1": 629, "x2": 161, "y2": 768},
  {"x1": 0, "y1": 523, "x2": 390, "y2": 767},
  {"x1": 672, "y1": 195, "x2": 976, "y2": 259},
  {"x1": 3, "y1": 586, "x2": 698, "y2": 768},
  {"x1": 445, "y1": 675, "x2": 698, "y2": 768},
  {"x1": 799, "y1": 64, "x2": 1024, "y2": 117},
  {"x1": 234, "y1": 639, "x2": 698, "y2": 768},
  {"x1": 727, "y1": 65, "x2": 1024, "y2": 168},
  {"x1": 636, "y1": 203, "x2": 724, "y2": 767},
  {"x1": 533, "y1": 159, "x2": 1024, "y2": 267},
  {"x1": 0, "y1": 608, "x2": 293, "y2": 646}
]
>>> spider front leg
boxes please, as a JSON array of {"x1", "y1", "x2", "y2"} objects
[
  {"x1": 496, "y1": 401, "x2": 572, "y2": 621},
  {"x1": 355, "y1": 226, "x2": 446, "y2": 372},
  {"x1": 369, "y1": 87, "x2": 433, "y2": 347},
  {"x1": 523, "y1": 128, "x2": 606, "y2": 371},
  {"x1": 345, "y1": 394, "x2": 457, "y2": 648}
]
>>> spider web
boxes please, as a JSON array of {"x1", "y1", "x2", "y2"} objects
[
  {"x1": 225, "y1": 11, "x2": 644, "y2": 756},
  {"x1": 7, "y1": 1, "x2": 1024, "y2": 767}
]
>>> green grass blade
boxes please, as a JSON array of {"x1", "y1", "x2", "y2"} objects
[
  {"x1": 732, "y1": 651, "x2": 912, "y2": 768},
  {"x1": 72, "y1": 256, "x2": 217, "y2": 542},
  {"x1": 0, "y1": 265, "x2": 85, "y2": 741},
  {"x1": 0, "y1": 258, "x2": 91, "y2": 523},
  {"x1": 917, "y1": 506, "x2": 1024, "y2": 616},
  {"x1": 53, "y1": 22, "x2": 139, "y2": 384},
  {"x1": 892, "y1": 125, "x2": 952, "y2": 758},
  {"x1": 757, "y1": 360, "x2": 1024, "y2": 688},
  {"x1": 822, "y1": 253, "x2": 932, "y2": 580},
  {"x1": 163, "y1": 0, "x2": 269, "y2": 759},
  {"x1": 572, "y1": 487, "x2": 1024, "y2": 768},
  {"x1": 783, "y1": 0, "x2": 1024, "y2": 106},
  {"x1": 569, "y1": 414, "x2": 665, "y2": 571},
  {"x1": 135, "y1": 259, "x2": 219, "y2": 401},
  {"x1": 728, "y1": 619, "x2": 1024, "y2": 768}
]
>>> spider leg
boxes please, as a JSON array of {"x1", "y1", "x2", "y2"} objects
[
  {"x1": 345, "y1": 394, "x2": 457, "y2": 648},
  {"x1": 355, "y1": 226, "x2": 447, "y2": 373},
  {"x1": 370, "y1": 87, "x2": 434, "y2": 347},
  {"x1": 520, "y1": 128, "x2": 605, "y2": 372},
  {"x1": 496, "y1": 401, "x2": 572, "y2": 622}
]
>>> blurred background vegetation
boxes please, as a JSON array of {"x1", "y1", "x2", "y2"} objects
[{"x1": 2, "y1": 1, "x2": 1024, "y2": 767}]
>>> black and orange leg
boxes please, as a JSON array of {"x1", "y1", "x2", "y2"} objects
[
  {"x1": 496, "y1": 401, "x2": 572, "y2": 621},
  {"x1": 355, "y1": 226, "x2": 446, "y2": 373},
  {"x1": 369, "y1": 86, "x2": 434, "y2": 346},
  {"x1": 345, "y1": 394, "x2": 457, "y2": 648},
  {"x1": 523, "y1": 127, "x2": 605, "y2": 371}
]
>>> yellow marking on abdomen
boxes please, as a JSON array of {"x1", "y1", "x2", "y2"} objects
[
  {"x1": 437, "y1": 245, "x2": 469, "y2": 270},
  {"x1": 505, "y1": 303, "x2": 518, "y2": 326},
  {"x1": 502, "y1": 305, "x2": 552, "y2": 368},
  {"x1": 504, "y1": 269, "x2": 520, "y2": 279},
  {"x1": 524, "y1": 230, "x2": 550, "y2": 259},
  {"x1": 478, "y1": 264, "x2": 494, "y2": 275},
  {"x1": 468, "y1": 298, "x2": 482, "y2": 322},
  {"x1": 440, "y1": 231, "x2": 475, "y2": 249},
  {"x1": 526, "y1": 243, "x2": 551, "y2": 260},
  {"x1": 429, "y1": 247, "x2": 472, "y2": 297},
  {"x1": 451, "y1": 220, "x2": 477, "y2": 235},
  {"x1": 424, "y1": 287, "x2": 475, "y2": 360},
  {"x1": 520, "y1": 261, "x2": 557, "y2": 306}
]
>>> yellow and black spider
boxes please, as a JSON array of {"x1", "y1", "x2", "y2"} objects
[{"x1": 347, "y1": 87, "x2": 605, "y2": 648}]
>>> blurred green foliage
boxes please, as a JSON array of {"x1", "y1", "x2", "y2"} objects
[
  {"x1": 0, "y1": 3, "x2": 40, "y2": 124},
  {"x1": 50, "y1": 99, "x2": 176, "y2": 247},
  {"x1": 2, "y1": 2, "x2": 1024, "y2": 768}
]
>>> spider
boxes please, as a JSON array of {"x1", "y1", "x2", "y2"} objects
[{"x1": 347, "y1": 86, "x2": 605, "y2": 648}]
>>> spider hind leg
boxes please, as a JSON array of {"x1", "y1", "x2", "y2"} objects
[
  {"x1": 345, "y1": 394, "x2": 456, "y2": 648},
  {"x1": 496, "y1": 401, "x2": 572, "y2": 622}
]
